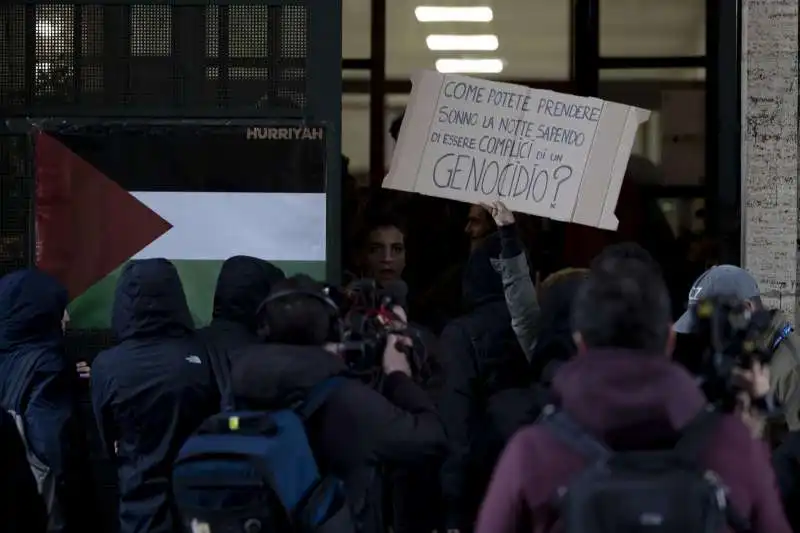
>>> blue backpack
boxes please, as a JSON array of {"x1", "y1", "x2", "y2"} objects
[{"x1": 172, "y1": 377, "x2": 352, "y2": 533}]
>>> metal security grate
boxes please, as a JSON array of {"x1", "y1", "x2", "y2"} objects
[
  {"x1": 35, "y1": 5, "x2": 75, "y2": 102},
  {"x1": 0, "y1": 134, "x2": 34, "y2": 277},
  {"x1": 0, "y1": 5, "x2": 26, "y2": 109},
  {"x1": 0, "y1": 1, "x2": 309, "y2": 115},
  {"x1": 207, "y1": 3, "x2": 308, "y2": 110}
]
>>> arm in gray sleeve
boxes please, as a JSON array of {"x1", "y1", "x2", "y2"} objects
[{"x1": 492, "y1": 251, "x2": 540, "y2": 360}]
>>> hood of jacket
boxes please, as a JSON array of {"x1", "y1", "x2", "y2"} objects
[
  {"x1": 230, "y1": 344, "x2": 347, "y2": 409},
  {"x1": 463, "y1": 232, "x2": 504, "y2": 309},
  {"x1": 552, "y1": 348, "x2": 707, "y2": 449},
  {"x1": 111, "y1": 259, "x2": 193, "y2": 340},
  {"x1": 212, "y1": 256, "x2": 285, "y2": 332},
  {"x1": 0, "y1": 269, "x2": 67, "y2": 351}
]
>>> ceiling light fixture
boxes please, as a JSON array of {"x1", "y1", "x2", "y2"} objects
[
  {"x1": 415, "y1": 6, "x2": 494, "y2": 23},
  {"x1": 435, "y1": 58, "x2": 504, "y2": 74},
  {"x1": 426, "y1": 34, "x2": 499, "y2": 51}
]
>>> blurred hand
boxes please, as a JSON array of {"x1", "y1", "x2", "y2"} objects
[
  {"x1": 480, "y1": 200, "x2": 515, "y2": 227},
  {"x1": 732, "y1": 360, "x2": 770, "y2": 399},
  {"x1": 389, "y1": 305, "x2": 408, "y2": 329},
  {"x1": 383, "y1": 334, "x2": 412, "y2": 376},
  {"x1": 76, "y1": 361, "x2": 91, "y2": 380}
]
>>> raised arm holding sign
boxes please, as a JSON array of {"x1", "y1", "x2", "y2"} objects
[{"x1": 383, "y1": 71, "x2": 651, "y2": 230}]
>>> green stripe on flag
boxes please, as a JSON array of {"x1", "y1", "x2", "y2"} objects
[{"x1": 68, "y1": 260, "x2": 326, "y2": 330}]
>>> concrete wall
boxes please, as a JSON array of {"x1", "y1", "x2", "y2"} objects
[{"x1": 741, "y1": 0, "x2": 799, "y2": 319}]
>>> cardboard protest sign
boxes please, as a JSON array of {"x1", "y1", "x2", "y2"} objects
[{"x1": 383, "y1": 71, "x2": 651, "y2": 230}]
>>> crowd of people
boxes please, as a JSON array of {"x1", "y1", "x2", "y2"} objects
[{"x1": 1, "y1": 195, "x2": 800, "y2": 533}]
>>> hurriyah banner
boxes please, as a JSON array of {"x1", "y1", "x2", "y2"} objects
[
  {"x1": 34, "y1": 123, "x2": 327, "y2": 329},
  {"x1": 384, "y1": 70, "x2": 651, "y2": 230}
]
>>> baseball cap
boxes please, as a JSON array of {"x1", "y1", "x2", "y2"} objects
[{"x1": 673, "y1": 265, "x2": 761, "y2": 334}]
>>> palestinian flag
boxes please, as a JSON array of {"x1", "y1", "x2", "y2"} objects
[{"x1": 35, "y1": 122, "x2": 327, "y2": 329}]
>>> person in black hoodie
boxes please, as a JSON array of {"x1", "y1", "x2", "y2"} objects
[
  {"x1": 195, "y1": 256, "x2": 285, "y2": 399},
  {"x1": 438, "y1": 232, "x2": 532, "y2": 533},
  {"x1": 90, "y1": 259, "x2": 219, "y2": 533},
  {"x1": 230, "y1": 275, "x2": 447, "y2": 533},
  {"x1": 0, "y1": 269, "x2": 92, "y2": 533}
]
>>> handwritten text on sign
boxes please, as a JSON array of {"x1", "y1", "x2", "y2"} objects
[{"x1": 384, "y1": 71, "x2": 650, "y2": 229}]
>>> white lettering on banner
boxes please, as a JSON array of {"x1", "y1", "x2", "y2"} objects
[
  {"x1": 383, "y1": 71, "x2": 651, "y2": 230},
  {"x1": 246, "y1": 127, "x2": 324, "y2": 140}
]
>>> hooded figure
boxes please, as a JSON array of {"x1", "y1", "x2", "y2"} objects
[
  {"x1": 0, "y1": 269, "x2": 89, "y2": 533},
  {"x1": 196, "y1": 256, "x2": 285, "y2": 401},
  {"x1": 438, "y1": 233, "x2": 532, "y2": 532},
  {"x1": 90, "y1": 259, "x2": 218, "y2": 533}
]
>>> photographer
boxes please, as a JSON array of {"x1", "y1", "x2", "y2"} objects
[
  {"x1": 229, "y1": 275, "x2": 447, "y2": 533},
  {"x1": 673, "y1": 265, "x2": 800, "y2": 434}
]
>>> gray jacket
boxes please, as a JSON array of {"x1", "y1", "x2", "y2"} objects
[{"x1": 491, "y1": 252, "x2": 540, "y2": 360}]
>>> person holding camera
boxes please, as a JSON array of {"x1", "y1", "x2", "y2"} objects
[
  {"x1": 475, "y1": 252, "x2": 790, "y2": 533},
  {"x1": 228, "y1": 275, "x2": 447, "y2": 533},
  {"x1": 673, "y1": 265, "x2": 800, "y2": 435}
]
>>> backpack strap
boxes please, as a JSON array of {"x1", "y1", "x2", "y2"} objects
[
  {"x1": 296, "y1": 377, "x2": 346, "y2": 421},
  {"x1": 540, "y1": 406, "x2": 612, "y2": 462},
  {"x1": 208, "y1": 351, "x2": 236, "y2": 412}
]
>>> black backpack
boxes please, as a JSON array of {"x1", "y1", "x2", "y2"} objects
[{"x1": 541, "y1": 405, "x2": 750, "y2": 533}]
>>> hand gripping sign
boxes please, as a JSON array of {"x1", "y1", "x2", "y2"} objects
[{"x1": 383, "y1": 71, "x2": 651, "y2": 230}]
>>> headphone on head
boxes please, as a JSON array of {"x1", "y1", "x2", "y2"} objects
[{"x1": 256, "y1": 287, "x2": 344, "y2": 343}]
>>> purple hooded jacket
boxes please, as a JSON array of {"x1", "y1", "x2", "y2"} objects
[{"x1": 475, "y1": 349, "x2": 790, "y2": 533}]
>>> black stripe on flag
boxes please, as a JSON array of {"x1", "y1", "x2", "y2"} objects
[{"x1": 46, "y1": 122, "x2": 326, "y2": 194}]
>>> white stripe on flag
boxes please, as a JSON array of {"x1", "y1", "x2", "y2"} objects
[{"x1": 131, "y1": 192, "x2": 326, "y2": 261}]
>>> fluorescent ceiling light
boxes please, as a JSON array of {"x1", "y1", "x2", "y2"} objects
[
  {"x1": 426, "y1": 34, "x2": 499, "y2": 51},
  {"x1": 435, "y1": 58, "x2": 504, "y2": 74},
  {"x1": 415, "y1": 6, "x2": 493, "y2": 23}
]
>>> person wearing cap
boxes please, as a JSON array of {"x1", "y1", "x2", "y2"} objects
[{"x1": 673, "y1": 265, "x2": 800, "y2": 434}]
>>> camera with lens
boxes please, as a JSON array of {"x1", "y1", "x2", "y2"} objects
[
  {"x1": 688, "y1": 296, "x2": 779, "y2": 412},
  {"x1": 330, "y1": 279, "x2": 425, "y2": 383}
]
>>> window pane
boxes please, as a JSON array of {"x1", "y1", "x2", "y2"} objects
[
  {"x1": 343, "y1": 0, "x2": 370, "y2": 59},
  {"x1": 387, "y1": 0, "x2": 570, "y2": 79},
  {"x1": 660, "y1": 89, "x2": 705, "y2": 186},
  {"x1": 600, "y1": 85, "x2": 706, "y2": 186},
  {"x1": 342, "y1": 94, "x2": 370, "y2": 178},
  {"x1": 342, "y1": 94, "x2": 407, "y2": 180},
  {"x1": 600, "y1": 0, "x2": 705, "y2": 57}
]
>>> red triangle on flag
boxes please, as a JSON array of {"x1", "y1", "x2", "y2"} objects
[{"x1": 34, "y1": 131, "x2": 173, "y2": 300}]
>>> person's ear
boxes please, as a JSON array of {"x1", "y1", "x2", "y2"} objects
[
  {"x1": 744, "y1": 299, "x2": 756, "y2": 312},
  {"x1": 572, "y1": 331, "x2": 587, "y2": 355},
  {"x1": 665, "y1": 325, "x2": 676, "y2": 358}
]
